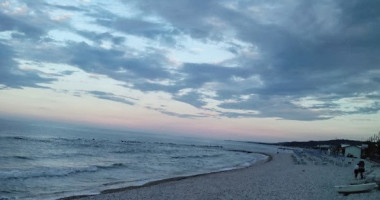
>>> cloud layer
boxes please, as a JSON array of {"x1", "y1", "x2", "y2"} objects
[{"x1": 1, "y1": 0, "x2": 379, "y2": 121}]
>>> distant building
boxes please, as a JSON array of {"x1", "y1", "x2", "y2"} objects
[
  {"x1": 342, "y1": 145, "x2": 361, "y2": 158},
  {"x1": 316, "y1": 145, "x2": 331, "y2": 154},
  {"x1": 317, "y1": 145, "x2": 331, "y2": 150}
]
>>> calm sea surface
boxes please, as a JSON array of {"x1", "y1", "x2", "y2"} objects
[{"x1": 0, "y1": 119, "x2": 273, "y2": 200}]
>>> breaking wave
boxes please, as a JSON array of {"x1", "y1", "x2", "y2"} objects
[{"x1": 0, "y1": 163, "x2": 127, "y2": 180}]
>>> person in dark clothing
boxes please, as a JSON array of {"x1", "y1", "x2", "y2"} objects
[{"x1": 354, "y1": 160, "x2": 365, "y2": 179}]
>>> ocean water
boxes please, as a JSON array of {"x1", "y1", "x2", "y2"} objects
[{"x1": 0, "y1": 119, "x2": 272, "y2": 200}]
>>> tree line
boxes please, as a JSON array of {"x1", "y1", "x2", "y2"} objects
[{"x1": 365, "y1": 131, "x2": 380, "y2": 162}]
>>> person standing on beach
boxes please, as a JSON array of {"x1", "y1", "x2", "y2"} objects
[{"x1": 354, "y1": 160, "x2": 365, "y2": 179}]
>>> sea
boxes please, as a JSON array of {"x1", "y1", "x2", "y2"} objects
[{"x1": 0, "y1": 119, "x2": 274, "y2": 200}]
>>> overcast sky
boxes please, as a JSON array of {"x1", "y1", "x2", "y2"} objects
[{"x1": 0, "y1": 0, "x2": 379, "y2": 142}]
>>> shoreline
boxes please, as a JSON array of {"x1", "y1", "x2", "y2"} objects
[
  {"x1": 58, "y1": 152, "x2": 272, "y2": 200},
  {"x1": 61, "y1": 151, "x2": 380, "y2": 200}
]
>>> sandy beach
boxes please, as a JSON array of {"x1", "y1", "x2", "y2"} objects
[{"x1": 64, "y1": 151, "x2": 380, "y2": 200}]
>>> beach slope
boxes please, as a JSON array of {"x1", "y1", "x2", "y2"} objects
[{"x1": 71, "y1": 153, "x2": 379, "y2": 200}]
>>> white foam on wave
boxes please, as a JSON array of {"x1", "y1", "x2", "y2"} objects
[
  {"x1": 0, "y1": 163, "x2": 128, "y2": 180},
  {"x1": 0, "y1": 166, "x2": 98, "y2": 180}
]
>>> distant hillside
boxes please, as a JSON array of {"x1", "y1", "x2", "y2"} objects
[{"x1": 245, "y1": 139, "x2": 364, "y2": 148}]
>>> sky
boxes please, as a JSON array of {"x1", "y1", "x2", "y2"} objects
[{"x1": 0, "y1": 0, "x2": 379, "y2": 142}]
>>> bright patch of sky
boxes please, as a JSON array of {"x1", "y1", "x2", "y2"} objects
[
  {"x1": 0, "y1": 31, "x2": 13, "y2": 40},
  {"x1": 47, "y1": 30, "x2": 93, "y2": 45},
  {"x1": 168, "y1": 37, "x2": 236, "y2": 64},
  {"x1": 335, "y1": 97, "x2": 377, "y2": 112}
]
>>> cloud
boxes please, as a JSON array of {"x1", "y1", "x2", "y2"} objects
[
  {"x1": 173, "y1": 90, "x2": 207, "y2": 108},
  {"x1": 60, "y1": 70, "x2": 76, "y2": 76},
  {"x1": 180, "y1": 63, "x2": 248, "y2": 88},
  {"x1": 96, "y1": 17, "x2": 178, "y2": 41},
  {"x1": 1, "y1": 0, "x2": 379, "y2": 121},
  {"x1": 76, "y1": 30, "x2": 125, "y2": 45},
  {"x1": 0, "y1": 12, "x2": 45, "y2": 39},
  {"x1": 353, "y1": 102, "x2": 380, "y2": 115},
  {"x1": 126, "y1": 0, "x2": 226, "y2": 40},
  {"x1": 96, "y1": 0, "x2": 380, "y2": 120},
  {"x1": 45, "y1": 3, "x2": 86, "y2": 12},
  {"x1": 0, "y1": 2, "x2": 71, "y2": 40},
  {"x1": 65, "y1": 42, "x2": 172, "y2": 80},
  {"x1": 145, "y1": 106, "x2": 206, "y2": 119},
  {"x1": 88, "y1": 91, "x2": 134, "y2": 105},
  {"x1": 0, "y1": 42, "x2": 55, "y2": 89},
  {"x1": 181, "y1": 0, "x2": 380, "y2": 119},
  {"x1": 219, "y1": 95, "x2": 332, "y2": 121}
]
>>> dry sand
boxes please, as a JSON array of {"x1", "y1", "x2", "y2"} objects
[{"x1": 66, "y1": 152, "x2": 380, "y2": 200}]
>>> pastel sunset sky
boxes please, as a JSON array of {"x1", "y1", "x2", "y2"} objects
[{"x1": 0, "y1": 0, "x2": 379, "y2": 142}]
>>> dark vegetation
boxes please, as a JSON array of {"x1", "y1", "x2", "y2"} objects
[
  {"x1": 366, "y1": 132, "x2": 380, "y2": 163},
  {"x1": 244, "y1": 139, "x2": 362, "y2": 148},
  {"x1": 271, "y1": 139, "x2": 362, "y2": 148}
]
